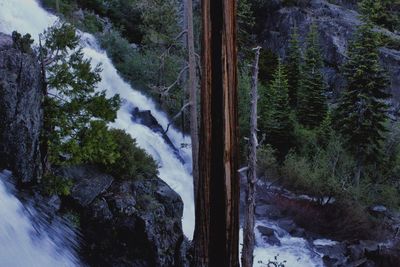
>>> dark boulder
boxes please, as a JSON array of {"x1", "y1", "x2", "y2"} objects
[
  {"x1": 58, "y1": 165, "x2": 114, "y2": 207},
  {"x1": 64, "y1": 165, "x2": 186, "y2": 267},
  {"x1": 263, "y1": 234, "x2": 281, "y2": 247},
  {"x1": 131, "y1": 107, "x2": 184, "y2": 163},
  {"x1": 0, "y1": 33, "x2": 43, "y2": 183},
  {"x1": 257, "y1": 225, "x2": 275, "y2": 237},
  {"x1": 278, "y1": 219, "x2": 297, "y2": 233}
]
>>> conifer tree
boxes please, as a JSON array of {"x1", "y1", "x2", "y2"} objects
[
  {"x1": 297, "y1": 23, "x2": 327, "y2": 128},
  {"x1": 359, "y1": 0, "x2": 399, "y2": 32},
  {"x1": 286, "y1": 26, "x2": 302, "y2": 109},
  {"x1": 334, "y1": 23, "x2": 390, "y2": 186},
  {"x1": 266, "y1": 59, "x2": 293, "y2": 158},
  {"x1": 40, "y1": 22, "x2": 120, "y2": 167}
]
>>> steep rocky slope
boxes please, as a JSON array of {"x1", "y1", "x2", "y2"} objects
[
  {"x1": 0, "y1": 33, "x2": 188, "y2": 266},
  {"x1": 0, "y1": 33, "x2": 43, "y2": 183},
  {"x1": 257, "y1": 0, "x2": 400, "y2": 104}
]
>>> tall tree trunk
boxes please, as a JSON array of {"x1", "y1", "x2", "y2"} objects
[
  {"x1": 193, "y1": 0, "x2": 239, "y2": 266},
  {"x1": 241, "y1": 47, "x2": 261, "y2": 267},
  {"x1": 186, "y1": 0, "x2": 200, "y2": 211}
]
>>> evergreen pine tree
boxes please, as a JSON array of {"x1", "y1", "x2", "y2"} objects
[
  {"x1": 297, "y1": 23, "x2": 327, "y2": 128},
  {"x1": 359, "y1": 0, "x2": 399, "y2": 32},
  {"x1": 286, "y1": 26, "x2": 302, "y2": 109},
  {"x1": 266, "y1": 59, "x2": 293, "y2": 158},
  {"x1": 334, "y1": 23, "x2": 390, "y2": 186},
  {"x1": 40, "y1": 22, "x2": 120, "y2": 165}
]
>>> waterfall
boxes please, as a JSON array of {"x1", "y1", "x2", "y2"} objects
[
  {"x1": 0, "y1": 170, "x2": 80, "y2": 267},
  {"x1": 0, "y1": 1, "x2": 333, "y2": 266},
  {"x1": 0, "y1": 0, "x2": 194, "y2": 238}
]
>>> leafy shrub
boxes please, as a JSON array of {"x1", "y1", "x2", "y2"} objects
[
  {"x1": 104, "y1": 129, "x2": 159, "y2": 180},
  {"x1": 12, "y1": 31, "x2": 34, "y2": 53},
  {"x1": 282, "y1": 137, "x2": 354, "y2": 202},
  {"x1": 81, "y1": 12, "x2": 103, "y2": 33},
  {"x1": 257, "y1": 145, "x2": 279, "y2": 179},
  {"x1": 42, "y1": 174, "x2": 73, "y2": 196}
]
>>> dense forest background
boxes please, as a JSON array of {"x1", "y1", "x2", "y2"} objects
[{"x1": 39, "y1": 0, "x2": 400, "y2": 212}]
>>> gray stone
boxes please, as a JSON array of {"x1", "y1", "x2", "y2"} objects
[
  {"x1": 78, "y1": 168, "x2": 186, "y2": 267},
  {"x1": 0, "y1": 33, "x2": 43, "y2": 183},
  {"x1": 257, "y1": 225, "x2": 275, "y2": 237},
  {"x1": 60, "y1": 165, "x2": 114, "y2": 207},
  {"x1": 278, "y1": 219, "x2": 297, "y2": 233},
  {"x1": 258, "y1": 0, "x2": 400, "y2": 104},
  {"x1": 264, "y1": 234, "x2": 281, "y2": 246}
]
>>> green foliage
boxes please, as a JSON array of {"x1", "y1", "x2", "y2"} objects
[
  {"x1": 238, "y1": 0, "x2": 256, "y2": 58},
  {"x1": 11, "y1": 31, "x2": 34, "y2": 53},
  {"x1": 263, "y1": 59, "x2": 294, "y2": 159},
  {"x1": 282, "y1": 137, "x2": 354, "y2": 202},
  {"x1": 104, "y1": 129, "x2": 159, "y2": 180},
  {"x1": 334, "y1": 23, "x2": 390, "y2": 167},
  {"x1": 78, "y1": 121, "x2": 119, "y2": 165},
  {"x1": 286, "y1": 27, "x2": 302, "y2": 108},
  {"x1": 238, "y1": 67, "x2": 252, "y2": 154},
  {"x1": 257, "y1": 145, "x2": 279, "y2": 179},
  {"x1": 42, "y1": 174, "x2": 73, "y2": 196},
  {"x1": 41, "y1": 22, "x2": 121, "y2": 165},
  {"x1": 81, "y1": 12, "x2": 103, "y2": 33},
  {"x1": 359, "y1": 0, "x2": 400, "y2": 32},
  {"x1": 297, "y1": 23, "x2": 327, "y2": 128},
  {"x1": 258, "y1": 49, "x2": 279, "y2": 85},
  {"x1": 42, "y1": 0, "x2": 76, "y2": 16}
]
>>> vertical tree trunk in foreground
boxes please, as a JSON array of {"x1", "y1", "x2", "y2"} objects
[
  {"x1": 193, "y1": 0, "x2": 239, "y2": 266},
  {"x1": 186, "y1": 0, "x2": 200, "y2": 208},
  {"x1": 241, "y1": 46, "x2": 261, "y2": 267}
]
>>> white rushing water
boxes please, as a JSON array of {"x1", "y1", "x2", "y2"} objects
[
  {"x1": 0, "y1": 1, "x2": 331, "y2": 266},
  {"x1": 241, "y1": 220, "x2": 325, "y2": 267},
  {"x1": 0, "y1": 170, "x2": 80, "y2": 267},
  {"x1": 0, "y1": 0, "x2": 194, "y2": 238}
]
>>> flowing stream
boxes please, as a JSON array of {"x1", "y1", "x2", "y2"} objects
[
  {"x1": 0, "y1": 1, "x2": 329, "y2": 266},
  {"x1": 0, "y1": 170, "x2": 80, "y2": 266}
]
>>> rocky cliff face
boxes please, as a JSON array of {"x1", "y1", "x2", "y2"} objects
[
  {"x1": 59, "y1": 165, "x2": 187, "y2": 267},
  {"x1": 0, "y1": 33, "x2": 43, "y2": 183},
  {"x1": 257, "y1": 0, "x2": 400, "y2": 104}
]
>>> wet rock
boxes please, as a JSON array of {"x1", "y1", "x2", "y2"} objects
[
  {"x1": 264, "y1": 234, "x2": 281, "y2": 246},
  {"x1": 316, "y1": 242, "x2": 346, "y2": 266},
  {"x1": 75, "y1": 167, "x2": 186, "y2": 267},
  {"x1": 255, "y1": 204, "x2": 283, "y2": 219},
  {"x1": 0, "y1": 33, "x2": 43, "y2": 183},
  {"x1": 255, "y1": 205, "x2": 269, "y2": 216},
  {"x1": 290, "y1": 227, "x2": 306, "y2": 238},
  {"x1": 59, "y1": 165, "x2": 114, "y2": 207},
  {"x1": 348, "y1": 244, "x2": 365, "y2": 261},
  {"x1": 278, "y1": 219, "x2": 296, "y2": 233},
  {"x1": 131, "y1": 107, "x2": 184, "y2": 163},
  {"x1": 257, "y1": 225, "x2": 275, "y2": 237}
]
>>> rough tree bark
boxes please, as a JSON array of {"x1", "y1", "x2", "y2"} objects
[
  {"x1": 241, "y1": 46, "x2": 261, "y2": 267},
  {"x1": 186, "y1": 0, "x2": 200, "y2": 206},
  {"x1": 193, "y1": 0, "x2": 239, "y2": 266}
]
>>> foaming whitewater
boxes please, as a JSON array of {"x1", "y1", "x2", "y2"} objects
[
  {"x1": 0, "y1": 171, "x2": 80, "y2": 267},
  {"x1": 0, "y1": 0, "x2": 194, "y2": 238},
  {"x1": 0, "y1": 1, "x2": 331, "y2": 266}
]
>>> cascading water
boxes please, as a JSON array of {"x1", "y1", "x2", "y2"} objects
[
  {"x1": 0, "y1": 170, "x2": 80, "y2": 267},
  {"x1": 0, "y1": 0, "x2": 195, "y2": 238},
  {"x1": 0, "y1": 1, "x2": 331, "y2": 266}
]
